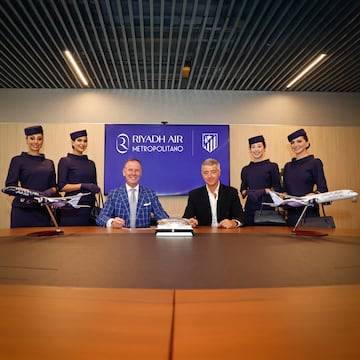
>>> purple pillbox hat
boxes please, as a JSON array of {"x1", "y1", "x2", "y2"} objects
[
  {"x1": 248, "y1": 135, "x2": 265, "y2": 146},
  {"x1": 70, "y1": 129, "x2": 87, "y2": 140},
  {"x1": 287, "y1": 128, "x2": 307, "y2": 142},
  {"x1": 24, "y1": 125, "x2": 43, "y2": 136}
]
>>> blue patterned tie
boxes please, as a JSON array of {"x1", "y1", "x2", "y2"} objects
[{"x1": 129, "y1": 188, "x2": 137, "y2": 228}]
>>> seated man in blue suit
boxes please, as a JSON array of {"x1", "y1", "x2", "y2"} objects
[
  {"x1": 183, "y1": 158, "x2": 246, "y2": 228},
  {"x1": 96, "y1": 158, "x2": 169, "y2": 228}
]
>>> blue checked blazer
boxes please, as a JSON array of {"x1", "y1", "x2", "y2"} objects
[{"x1": 96, "y1": 185, "x2": 169, "y2": 228}]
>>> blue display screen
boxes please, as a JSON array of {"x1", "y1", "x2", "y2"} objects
[{"x1": 104, "y1": 124, "x2": 229, "y2": 195}]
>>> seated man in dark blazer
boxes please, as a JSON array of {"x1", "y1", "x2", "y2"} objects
[{"x1": 183, "y1": 158, "x2": 246, "y2": 228}]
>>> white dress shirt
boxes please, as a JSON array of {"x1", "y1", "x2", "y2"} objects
[{"x1": 206, "y1": 183, "x2": 220, "y2": 227}]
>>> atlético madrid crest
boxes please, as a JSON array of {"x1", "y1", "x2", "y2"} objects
[{"x1": 202, "y1": 133, "x2": 218, "y2": 153}]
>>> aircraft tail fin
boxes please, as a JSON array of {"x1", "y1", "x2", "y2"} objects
[
  {"x1": 268, "y1": 191, "x2": 284, "y2": 206},
  {"x1": 68, "y1": 194, "x2": 82, "y2": 208}
]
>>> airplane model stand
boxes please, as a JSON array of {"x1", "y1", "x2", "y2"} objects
[
  {"x1": 27, "y1": 205, "x2": 64, "y2": 237},
  {"x1": 291, "y1": 206, "x2": 328, "y2": 237}
]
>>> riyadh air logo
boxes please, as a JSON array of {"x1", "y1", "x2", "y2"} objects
[
  {"x1": 202, "y1": 133, "x2": 218, "y2": 153},
  {"x1": 116, "y1": 133, "x2": 130, "y2": 154}
]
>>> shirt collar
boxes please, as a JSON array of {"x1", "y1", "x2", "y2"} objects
[
  {"x1": 206, "y1": 182, "x2": 220, "y2": 198},
  {"x1": 126, "y1": 184, "x2": 139, "y2": 192}
]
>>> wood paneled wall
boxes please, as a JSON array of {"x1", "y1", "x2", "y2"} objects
[{"x1": 1, "y1": 124, "x2": 359, "y2": 229}]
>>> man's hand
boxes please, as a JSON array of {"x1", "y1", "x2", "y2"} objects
[
  {"x1": 188, "y1": 217, "x2": 198, "y2": 228},
  {"x1": 218, "y1": 219, "x2": 238, "y2": 229},
  {"x1": 111, "y1": 217, "x2": 126, "y2": 228}
]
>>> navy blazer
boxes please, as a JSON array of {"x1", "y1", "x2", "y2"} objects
[
  {"x1": 183, "y1": 184, "x2": 246, "y2": 226},
  {"x1": 96, "y1": 185, "x2": 169, "y2": 228}
]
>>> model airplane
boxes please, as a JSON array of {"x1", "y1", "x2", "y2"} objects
[
  {"x1": 2, "y1": 186, "x2": 92, "y2": 236},
  {"x1": 263, "y1": 189, "x2": 358, "y2": 208},
  {"x1": 2, "y1": 186, "x2": 90, "y2": 209},
  {"x1": 263, "y1": 189, "x2": 358, "y2": 237}
]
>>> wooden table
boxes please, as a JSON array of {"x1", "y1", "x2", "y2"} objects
[
  {"x1": 173, "y1": 285, "x2": 360, "y2": 360},
  {"x1": 1, "y1": 225, "x2": 358, "y2": 237},
  {"x1": 0, "y1": 226, "x2": 359, "y2": 359},
  {"x1": 0, "y1": 285, "x2": 174, "y2": 360}
]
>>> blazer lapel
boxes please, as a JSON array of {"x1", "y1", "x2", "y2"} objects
[
  {"x1": 120, "y1": 187, "x2": 130, "y2": 215},
  {"x1": 217, "y1": 184, "x2": 227, "y2": 219},
  {"x1": 137, "y1": 186, "x2": 146, "y2": 213},
  {"x1": 201, "y1": 186, "x2": 212, "y2": 217}
]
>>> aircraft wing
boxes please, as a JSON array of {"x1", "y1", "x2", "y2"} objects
[
  {"x1": 264, "y1": 191, "x2": 310, "y2": 207},
  {"x1": 263, "y1": 199, "x2": 308, "y2": 207},
  {"x1": 44, "y1": 193, "x2": 88, "y2": 201},
  {"x1": 44, "y1": 193, "x2": 91, "y2": 208}
]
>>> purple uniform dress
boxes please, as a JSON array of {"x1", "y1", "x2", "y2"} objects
[
  {"x1": 283, "y1": 155, "x2": 328, "y2": 226},
  {"x1": 240, "y1": 159, "x2": 281, "y2": 225},
  {"x1": 58, "y1": 153, "x2": 98, "y2": 226},
  {"x1": 5, "y1": 152, "x2": 57, "y2": 228}
]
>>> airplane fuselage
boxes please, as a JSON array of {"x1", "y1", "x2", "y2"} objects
[
  {"x1": 296, "y1": 190, "x2": 358, "y2": 204},
  {"x1": 2, "y1": 186, "x2": 89, "y2": 208},
  {"x1": 266, "y1": 189, "x2": 358, "y2": 208}
]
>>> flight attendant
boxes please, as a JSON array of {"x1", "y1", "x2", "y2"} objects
[
  {"x1": 58, "y1": 130, "x2": 100, "y2": 226},
  {"x1": 240, "y1": 135, "x2": 282, "y2": 225},
  {"x1": 5, "y1": 125, "x2": 57, "y2": 228},
  {"x1": 283, "y1": 128, "x2": 328, "y2": 226}
]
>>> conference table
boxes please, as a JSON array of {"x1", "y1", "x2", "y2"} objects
[{"x1": 0, "y1": 226, "x2": 359, "y2": 359}]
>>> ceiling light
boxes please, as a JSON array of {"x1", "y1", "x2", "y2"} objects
[
  {"x1": 182, "y1": 66, "x2": 191, "y2": 78},
  {"x1": 64, "y1": 50, "x2": 89, "y2": 86},
  {"x1": 286, "y1": 53, "x2": 327, "y2": 89},
  {"x1": 182, "y1": 60, "x2": 191, "y2": 78}
]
